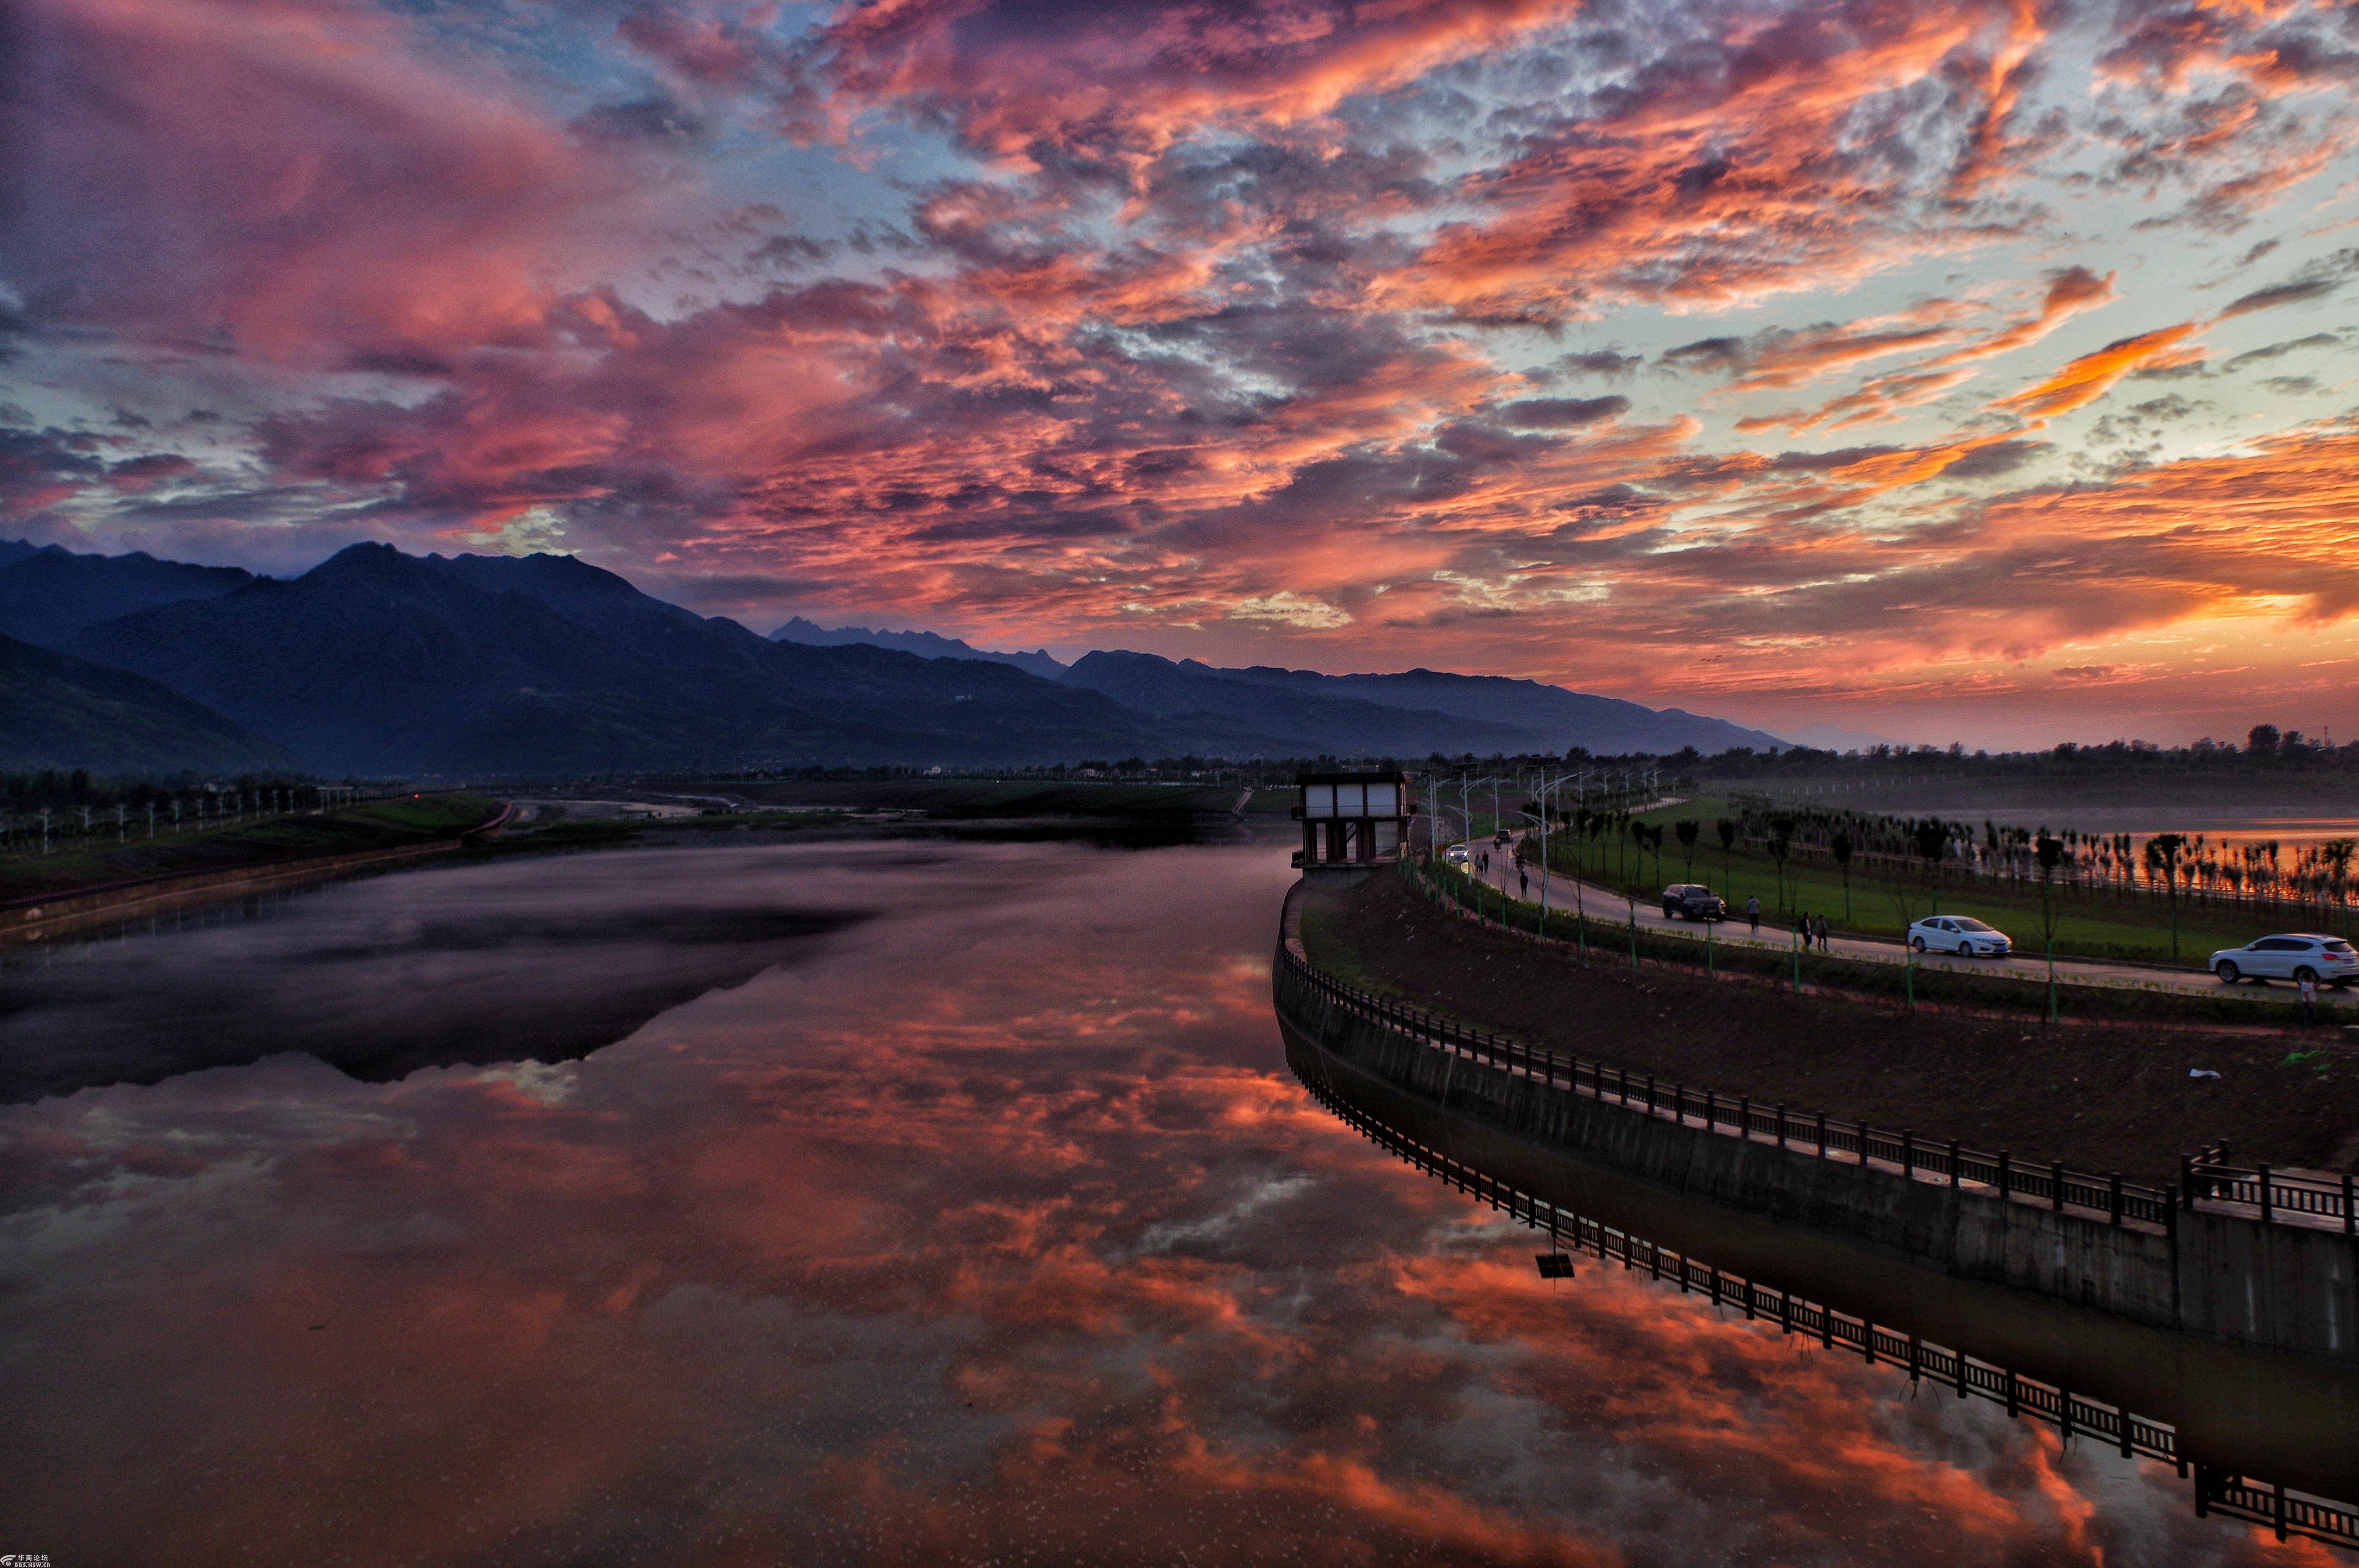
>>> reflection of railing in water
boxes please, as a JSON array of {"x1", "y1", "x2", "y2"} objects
[
  {"x1": 1283, "y1": 944, "x2": 2359, "y2": 1234},
  {"x1": 1293, "y1": 1064, "x2": 2359, "y2": 1554}
]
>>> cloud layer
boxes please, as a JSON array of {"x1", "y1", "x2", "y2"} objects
[{"x1": 7, "y1": 0, "x2": 2359, "y2": 743}]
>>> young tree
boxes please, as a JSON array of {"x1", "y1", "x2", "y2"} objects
[
  {"x1": 1911, "y1": 818, "x2": 1950, "y2": 915},
  {"x1": 1676, "y1": 818, "x2": 1701, "y2": 880},
  {"x1": 1716, "y1": 817, "x2": 1737, "y2": 894},
  {"x1": 2326, "y1": 838, "x2": 2357, "y2": 940},
  {"x1": 1767, "y1": 823, "x2": 1792, "y2": 914},
  {"x1": 2035, "y1": 832, "x2": 2065, "y2": 1024},
  {"x1": 1829, "y1": 830, "x2": 1854, "y2": 923},
  {"x1": 2145, "y1": 833, "x2": 2188, "y2": 960}
]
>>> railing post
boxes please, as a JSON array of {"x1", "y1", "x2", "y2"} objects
[
  {"x1": 1816, "y1": 1110, "x2": 1828, "y2": 1159},
  {"x1": 1998, "y1": 1151, "x2": 2011, "y2": 1200},
  {"x1": 2051, "y1": 1160, "x2": 2065, "y2": 1212},
  {"x1": 2259, "y1": 1163, "x2": 2273, "y2": 1224},
  {"x1": 1776, "y1": 1104, "x2": 1788, "y2": 1150},
  {"x1": 2108, "y1": 1172, "x2": 2122, "y2": 1227},
  {"x1": 1902, "y1": 1128, "x2": 1915, "y2": 1180}
]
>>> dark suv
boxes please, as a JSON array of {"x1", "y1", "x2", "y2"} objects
[{"x1": 1662, "y1": 884, "x2": 1727, "y2": 920}]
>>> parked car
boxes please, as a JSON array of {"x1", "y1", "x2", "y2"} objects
[
  {"x1": 1445, "y1": 843, "x2": 1470, "y2": 865},
  {"x1": 2208, "y1": 933, "x2": 2359, "y2": 987},
  {"x1": 1661, "y1": 884, "x2": 1727, "y2": 920},
  {"x1": 1907, "y1": 916, "x2": 2012, "y2": 956}
]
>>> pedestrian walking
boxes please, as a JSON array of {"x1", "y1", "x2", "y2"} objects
[
  {"x1": 2301, "y1": 972, "x2": 2319, "y2": 1025},
  {"x1": 1746, "y1": 895, "x2": 1761, "y2": 934},
  {"x1": 1519, "y1": 866, "x2": 1529, "y2": 899},
  {"x1": 1797, "y1": 910, "x2": 1810, "y2": 948},
  {"x1": 1814, "y1": 914, "x2": 1830, "y2": 951}
]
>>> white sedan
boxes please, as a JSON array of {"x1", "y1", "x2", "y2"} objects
[
  {"x1": 2208, "y1": 934, "x2": 2359, "y2": 987},
  {"x1": 1908, "y1": 916, "x2": 2012, "y2": 956}
]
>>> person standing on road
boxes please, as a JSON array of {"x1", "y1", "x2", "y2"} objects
[
  {"x1": 1519, "y1": 866, "x2": 1529, "y2": 900},
  {"x1": 2301, "y1": 972, "x2": 2319, "y2": 1025},
  {"x1": 1814, "y1": 914, "x2": 1830, "y2": 952},
  {"x1": 1746, "y1": 895, "x2": 1761, "y2": 934}
]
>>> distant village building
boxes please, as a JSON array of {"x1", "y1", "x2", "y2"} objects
[{"x1": 1294, "y1": 770, "x2": 1411, "y2": 883}]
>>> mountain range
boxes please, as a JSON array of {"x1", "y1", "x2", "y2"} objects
[
  {"x1": 769, "y1": 617, "x2": 1067, "y2": 681},
  {"x1": 0, "y1": 539, "x2": 1789, "y2": 774},
  {"x1": 0, "y1": 633, "x2": 286, "y2": 774}
]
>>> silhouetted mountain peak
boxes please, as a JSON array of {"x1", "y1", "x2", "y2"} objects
[{"x1": 306, "y1": 541, "x2": 419, "y2": 584}]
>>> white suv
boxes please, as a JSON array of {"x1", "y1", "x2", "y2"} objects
[
  {"x1": 2209, "y1": 934, "x2": 2359, "y2": 987},
  {"x1": 1908, "y1": 916, "x2": 2012, "y2": 956}
]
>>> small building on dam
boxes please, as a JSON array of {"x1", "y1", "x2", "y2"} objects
[{"x1": 1292, "y1": 770, "x2": 1411, "y2": 884}]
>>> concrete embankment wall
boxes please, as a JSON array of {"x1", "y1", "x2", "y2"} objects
[
  {"x1": 1, "y1": 839, "x2": 466, "y2": 943},
  {"x1": 1274, "y1": 938, "x2": 2359, "y2": 1365}
]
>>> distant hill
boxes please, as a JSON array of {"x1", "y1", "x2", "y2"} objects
[
  {"x1": 0, "y1": 542, "x2": 255, "y2": 647},
  {"x1": 1062, "y1": 652, "x2": 1787, "y2": 758},
  {"x1": 67, "y1": 545, "x2": 1272, "y2": 773},
  {"x1": 770, "y1": 616, "x2": 1067, "y2": 680},
  {"x1": 1061, "y1": 651, "x2": 1541, "y2": 757},
  {"x1": 0, "y1": 633, "x2": 285, "y2": 773}
]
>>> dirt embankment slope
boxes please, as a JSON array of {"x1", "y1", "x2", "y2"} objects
[{"x1": 1300, "y1": 872, "x2": 2359, "y2": 1182}]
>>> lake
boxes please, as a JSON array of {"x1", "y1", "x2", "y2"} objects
[{"x1": 0, "y1": 838, "x2": 2329, "y2": 1564}]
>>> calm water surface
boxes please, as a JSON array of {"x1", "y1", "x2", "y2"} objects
[{"x1": 0, "y1": 840, "x2": 2326, "y2": 1564}]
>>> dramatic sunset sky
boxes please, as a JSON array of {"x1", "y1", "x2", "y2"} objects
[{"x1": 5, "y1": 0, "x2": 2359, "y2": 747}]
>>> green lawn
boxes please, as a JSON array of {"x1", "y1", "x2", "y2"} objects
[{"x1": 1530, "y1": 794, "x2": 2323, "y2": 967}]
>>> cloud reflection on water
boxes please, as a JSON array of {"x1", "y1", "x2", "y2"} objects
[{"x1": 0, "y1": 841, "x2": 2322, "y2": 1565}]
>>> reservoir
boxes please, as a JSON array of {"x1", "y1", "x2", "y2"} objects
[{"x1": 0, "y1": 837, "x2": 2344, "y2": 1564}]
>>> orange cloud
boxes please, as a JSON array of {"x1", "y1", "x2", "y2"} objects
[{"x1": 1990, "y1": 322, "x2": 2205, "y2": 419}]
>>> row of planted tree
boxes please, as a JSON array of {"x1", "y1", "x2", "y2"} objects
[
  {"x1": 1716, "y1": 796, "x2": 2359, "y2": 924},
  {"x1": 1482, "y1": 792, "x2": 2358, "y2": 946},
  {"x1": 0, "y1": 783, "x2": 387, "y2": 858}
]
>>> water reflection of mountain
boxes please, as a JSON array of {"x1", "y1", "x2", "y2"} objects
[
  {"x1": 0, "y1": 884, "x2": 869, "y2": 1102},
  {"x1": 1283, "y1": 1027, "x2": 2359, "y2": 1553}
]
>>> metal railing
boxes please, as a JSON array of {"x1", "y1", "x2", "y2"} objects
[
  {"x1": 1295, "y1": 1065, "x2": 2359, "y2": 1553},
  {"x1": 2186, "y1": 1145, "x2": 2355, "y2": 1233},
  {"x1": 1280, "y1": 944, "x2": 2183, "y2": 1228}
]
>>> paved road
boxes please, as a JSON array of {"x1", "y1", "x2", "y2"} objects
[{"x1": 1445, "y1": 833, "x2": 2359, "y2": 1012}]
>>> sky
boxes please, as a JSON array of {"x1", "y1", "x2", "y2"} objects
[{"x1": 4, "y1": 0, "x2": 2359, "y2": 750}]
